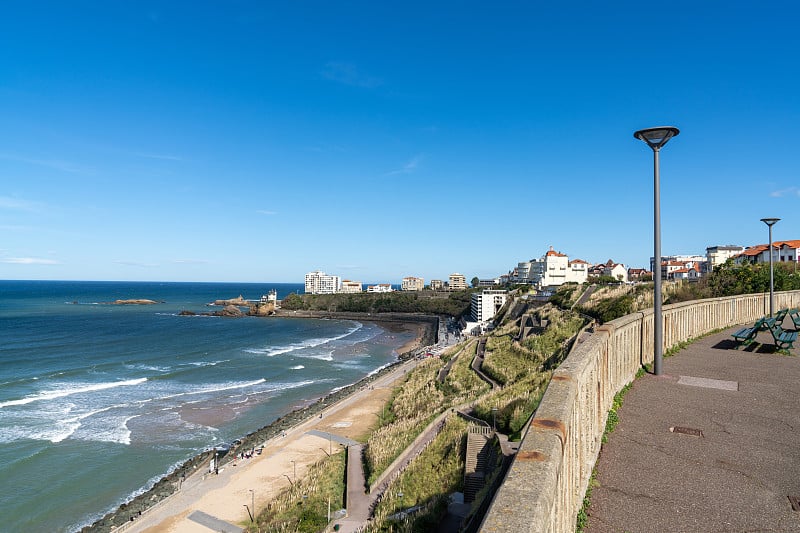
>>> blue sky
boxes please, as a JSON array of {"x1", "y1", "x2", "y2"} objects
[{"x1": 1, "y1": 2, "x2": 798, "y2": 283}]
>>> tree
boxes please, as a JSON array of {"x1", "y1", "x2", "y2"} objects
[{"x1": 471, "y1": 276, "x2": 480, "y2": 288}]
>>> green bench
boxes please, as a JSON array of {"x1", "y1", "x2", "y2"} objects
[
  {"x1": 731, "y1": 317, "x2": 770, "y2": 349},
  {"x1": 768, "y1": 321, "x2": 798, "y2": 351},
  {"x1": 788, "y1": 308, "x2": 800, "y2": 330}
]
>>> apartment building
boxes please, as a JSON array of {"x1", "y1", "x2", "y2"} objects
[
  {"x1": 705, "y1": 245, "x2": 744, "y2": 272},
  {"x1": 430, "y1": 279, "x2": 445, "y2": 291},
  {"x1": 340, "y1": 280, "x2": 363, "y2": 293},
  {"x1": 471, "y1": 289, "x2": 508, "y2": 322},
  {"x1": 401, "y1": 276, "x2": 424, "y2": 291},
  {"x1": 449, "y1": 273, "x2": 467, "y2": 291},
  {"x1": 304, "y1": 270, "x2": 341, "y2": 294}
]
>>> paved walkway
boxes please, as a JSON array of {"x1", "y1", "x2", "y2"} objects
[
  {"x1": 187, "y1": 511, "x2": 243, "y2": 533},
  {"x1": 586, "y1": 326, "x2": 800, "y2": 532}
]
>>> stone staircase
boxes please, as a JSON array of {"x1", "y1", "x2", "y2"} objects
[{"x1": 464, "y1": 426, "x2": 496, "y2": 503}]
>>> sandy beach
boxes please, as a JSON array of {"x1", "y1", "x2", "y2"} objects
[{"x1": 121, "y1": 328, "x2": 426, "y2": 533}]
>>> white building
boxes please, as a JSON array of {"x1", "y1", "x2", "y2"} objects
[
  {"x1": 601, "y1": 260, "x2": 628, "y2": 283},
  {"x1": 705, "y1": 245, "x2": 744, "y2": 272},
  {"x1": 367, "y1": 284, "x2": 393, "y2": 293},
  {"x1": 304, "y1": 270, "x2": 341, "y2": 294},
  {"x1": 567, "y1": 259, "x2": 590, "y2": 284},
  {"x1": 401, "y1": 276, "x2": 424, "y2": 291},
  {"x1": 514, "y1": 261, "x2": 533, "y2": 283},
  {"x1": 471, "y1": 289, "x2": 508, "y2": 322},
  {"x1": 513, "y1": 248, "x2": 588, "y2": 287},
  {"x1": 340, "y1": 280, "x2": 363, "y2": 293},
  {"x1": 430, "y1": 279, "x2": 445, "y2": 291},
  {"x1": 672, "y1": 265, "x2": 702, "y2": 281},
  {"x1": 651, "y1": 254, "x2": 705, "y2": 273},
  {"x1": 735, "y1": 240, "x2": 800, "y2": 266}
]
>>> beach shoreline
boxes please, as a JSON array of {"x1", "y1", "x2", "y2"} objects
[{"x1": 79, "y1": 314, "x2": 437, "y2": 532}]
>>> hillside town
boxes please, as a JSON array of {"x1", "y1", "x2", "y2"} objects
[{"x1": 302, "y1": 241, "x2": 799, "y2": 333}]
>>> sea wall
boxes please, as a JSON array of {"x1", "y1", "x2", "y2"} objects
[{"x1": 480, "y1": 290, "x2": 800, "y2": 533}]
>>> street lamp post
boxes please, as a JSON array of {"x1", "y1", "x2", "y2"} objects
[
  {"x1": 249, "y1": 489, "x2": 255, "y2": 524},
  {"x1": 761, "y1": 218, "x2": 780, "y2": 317},
  {"x1": 634, "y1": 126, "x2": 680, "y2": 376}
]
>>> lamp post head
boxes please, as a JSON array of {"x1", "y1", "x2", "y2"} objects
[
  {"x1": 634, "y1": 126, "x2": 680, "y2": 151},
  {"x1": 761, "y1": 217, "x2": 780, "y2": 227}
]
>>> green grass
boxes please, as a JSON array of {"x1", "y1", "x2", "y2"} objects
[
  {"x1": 368, "y1": 417, "x2": 468, "y2": 531},
  {"x1": 250, "y1": 451, "x2": 346, "y2": 532}
]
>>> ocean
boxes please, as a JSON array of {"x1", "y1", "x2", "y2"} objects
[{"x1": 0, "y1": 280, "x2": 414, "y2": 532}]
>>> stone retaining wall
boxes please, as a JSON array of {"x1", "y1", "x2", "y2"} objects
[{"x1": 480, "y1": 290, "x2": 800, "y2": 533}]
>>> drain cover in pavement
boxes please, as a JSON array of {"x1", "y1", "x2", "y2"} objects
[
  {"x1": 789, "y1": 495, "x2": 800, "y2": 512},
  {"x1": 670, "y1": 426, "x2": 703, "y2": 437}
]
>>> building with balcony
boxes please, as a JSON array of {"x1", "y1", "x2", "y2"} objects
[
  {"x1": 705, "y1": 245, "x2": 744, "y2": 272},
  {"x1": 430, "y1": 279, "x2": 445, "y2": 291},
  {"x1": 304, "y1": 270, "x2": 341, "y2": 294},
  {"x1": 449, "y1": 273, "x2": 467, "y2": 291},
  {"x1": 401, "y1": 276, "x2": 424, "y2": 291},
  {"x1": 471, "y1": 289, "x2": 508, "y2": 322},
  {"x1": 340, "y1": 280, "x2": 363, "y2": 293}
]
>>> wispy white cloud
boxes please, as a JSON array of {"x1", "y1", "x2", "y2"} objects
[
  {"x1": 770, "y1": 187, "x2": 800, "y2": 198},
  {"x1": 0, "y1": 196, "x2": 42, "y2": 212},
  {"x1": 384, "y1": 155, "x2": 423, "y2": 177},
  {"x1": 257, "y1": 210, "x2": 278, "y2": 216},
  {"x1": 113, "y1": 260, "x2": 159, "y2": 268},
  {"x1": 0, "y1": 153, "x2": 90, "y2": 174},
  {"x1": 321, "y1": 62, "x2": 382, "y2": 88},
  {"x1": 173, "y1": 259, "x2": 209, "y2": 264},
  {"x1": 1, "y1": 257, "x2": 60, "y2": 265}
]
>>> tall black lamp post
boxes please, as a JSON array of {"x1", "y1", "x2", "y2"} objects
[
  {"x1": 761, "y1": 218, "x2": 780, "y2": 317},
  {"x1": 634, "y1": 126, "x2": 680, "y2": 376}
]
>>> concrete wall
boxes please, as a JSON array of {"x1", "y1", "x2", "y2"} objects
[{"x1": 480, "y1": 290, "x2": 800, "y2": 533}]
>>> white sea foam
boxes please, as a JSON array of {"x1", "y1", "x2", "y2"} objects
[
  {"x1": 298, "y1": 351, "x2": 335, "y2": 362},
  {"x1": 0, "y1": 378, "x2": 148, "y2": 409},
  {"x1": 290, "y1": 365, "x2": 305, "y2": 370},
  {"x1": 158, "y1": 378, "x2": 266, "y2": 401},
  {"x1": 124, "y1": 363, "x2": 171, "y2": 372},
  {"x1": 244, "y1": 323, "x2": 363, "y2": 357},
  {"x1": 73, "y1": 414, "x2": 136, "y2": 445},
  {"x1": 186, "y1": 360, "x2": 227, "y2": 367}
]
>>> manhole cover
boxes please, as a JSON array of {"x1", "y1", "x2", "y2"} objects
[
  {"x1": 670, "y1": 426, "x2": 703, "y2": 437},
  {"x1": 789, "y1": 495, "x2": 800, "y2": 512}
]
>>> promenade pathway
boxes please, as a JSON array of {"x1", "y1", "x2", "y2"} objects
[{"x1": 585, "y1": 326, "x2": 800, "y2": 532}]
